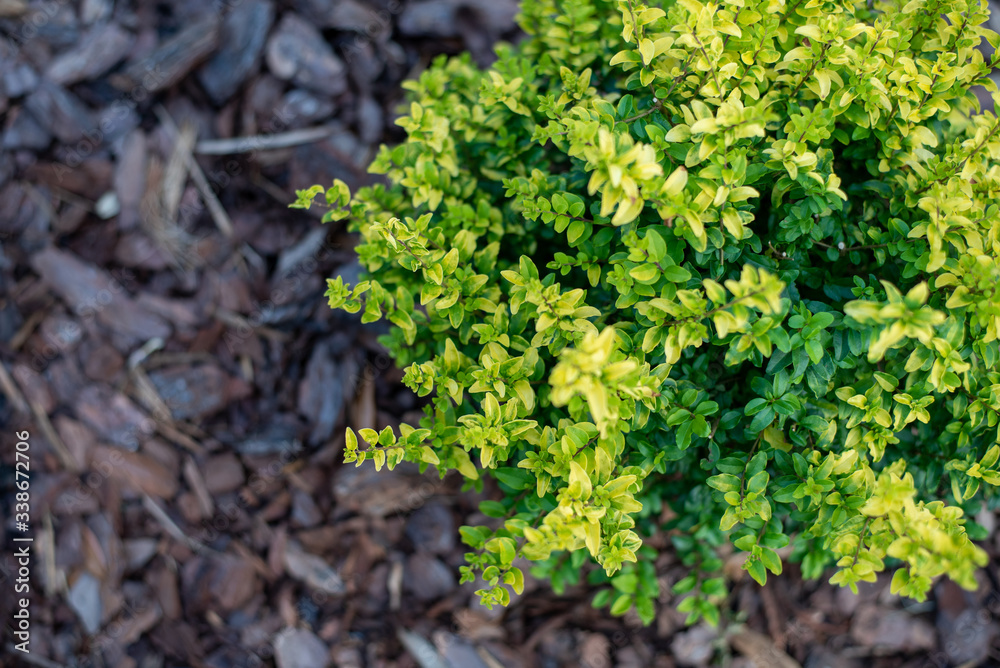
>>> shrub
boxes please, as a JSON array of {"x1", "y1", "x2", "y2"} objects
[{"x1": 294, "y1": 0, "x2": 1000, "y2": 625}]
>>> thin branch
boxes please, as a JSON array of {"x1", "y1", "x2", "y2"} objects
[
  {"x1": 0, "y1": 361, "x2": 28, "y2": 414},
  {"x1": 850, "y1": 517, "x2": 872, "y2": 568},
  {"x1": 194, "y1": 124, "x2": 342, "y2": 155},
  {"x1": 143, "y1": 494, "x2": 217, "y2": 555},
  {"x1": 154, "y1": 105, "x2": 234, "y2": 238},
  {"x1": 813, "y1": 240, "x2": 889, "y2": 254},
  {"x1": 662, "y1": 287, "x2": 768, "y2": 328},
  {"x1": 621, "y1": 101, "x2": 663, "y2": 124},
  {"x1": 692, "y1": 35, "x2": 722, "y2": 99}
]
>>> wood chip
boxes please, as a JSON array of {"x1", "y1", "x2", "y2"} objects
[
  {"x1": 24, "y1": 160, "x2": 112, "y2": 201},
  {"x1": 53, "y1": 415, "x2": 96, "y2": 470},
  {"x1": 113, "y1": 129, "x2": 147, "y2": 231},
  {"x1": 727, "y1": 627, "x2": 801, "y2": 668},
  {"x1": 298, "y1": 342, "x2": 343, "y2": 445},
  {"x1": 92, "y1": 445, "x2": 178, "y2": 499},
  {"x1": 398, "y1": 0, "x2": 518, "y2": 38},
  {"x1": 67, "y1": 572, "x2": 102, "y2": 635},
  {"x1": 75, "y1": 384, "x2": 155, "y2": 450},
  {"x1": 273, "y1": 627, "x2": 331, "y2": 668},
  {"x1": 45, "y1": 23, "x2": 134, "y2": 85},
  {"x1": 282, "y1": 541, "x2": 345, "y2": 596},
  {"x1": 115, "y1": 16, "x2": 221, "y2": 93},
  {"x1": 147, "y1": 363, "x2": 245, "y2": 421},
  {"x1": 30, "y1": 247, "x2": 172, "y2": 344},
  {"x1": 849, "y1": 604, "x2": 936, "y2": 653},
  {"x1": 202, "y1": 453, "x2": 245, "y2": 494},
  {"x1": 23, "y1": 82, "x2": 93, "y2": 144},
  {"x1": 109, "y1": 602, "x2": 162, "y2": 647},
  {"x1": 9, "y1": 300, "x2": 50, "y2": 350},
  {"x1": 404, "y1": 553, "x2": 455, "y2": 602},
  {"x1": 207, "y1": 554, "x2": 260, "y2": 611},
  {"x1": 350, "y1": 362, "x2": 376, "y2": 433},
  {"x1": 2, "y1": 106, "x2": 50, "y2": 150},
  {"x1": 0, "y1": 0, "x2": 28, "y2": 17},
  {"x1": 197, "y1": 0, "x2": 274, "y2": 104},
  {"x1": 83, "y1": 343, "x2": 125, "y2": 382},
  {"x1": 123, "y1": 538, "x2": 159, "y2": 572},
  {"x1": 265, "y1": 14, "x2": 348, "y2": 97}
]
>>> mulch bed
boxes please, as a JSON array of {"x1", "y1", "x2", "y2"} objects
[{"x1": 2, "y1": 1, "x2": 1000, "y2": 667}]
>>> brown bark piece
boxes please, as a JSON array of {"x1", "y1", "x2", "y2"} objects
[{"x1": 115, "y1": 16, "x2": 221, "y2": 94}]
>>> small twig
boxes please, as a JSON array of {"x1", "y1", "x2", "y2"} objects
[
  {"x1": 140, "y1": 154, "x2": 201, "y2": 271},
  {"x1": 693, "y1": 36, "x2": 721, "y2": 98},
  {"x1": 388, "y1": 558, "x2": 404, "y2": 611},
  {"x1": 142, "y1": 494, "x2": 216, "y2": 555},
  {"x1": 141, "y1": 351, "x2": 216, "y2": 370},
  {"x1": 662, "y1": 287, "x2": 768, "y2": 328},
  {"x1": 212, "y1": 307, "x2": 290, "y2": 341},
  {"x1": 41, "y1": 512, "x2": 65, "y2": 597},
  {"x1": 9, "y1": 296, "x2": 53, "y2": 350},
  {"x1": 126, "y1": 338, "x2": 176, "y2": 422},
  {"x1": 0, "y1": 361, "x2": 29, "y2": 414},
  {"x1": 397, "y1": 629, "x2": 448, "y2": 668},
  {"x1": 813, "y1": 240, "x2": 888, "y2": 254},
  {"x1": 789, "y1": 42, "x2": 832, "y2": 99},
  {"x1": 621, "y1": 100, "x2": 663, "y2": 124},
  {"x1": 161, "y1": 122, "x2": 197, "y2": 223},
  {"x1": 194, "y1": 124, "x2": 342, "y2": 155},
  {"x1": 29, "y1": 399, "x2": 79, "y2": 472},
  {"x1": 252, "y1": 172, "x2": 313, "y2": 213},
  {"x1": 127, "y1": 337, "x2": 165, "y2": 370},
  {"x1": 850, "y1": 517, "x2": 872, "y2": 567},
  {"x1": 151, "y1": 417, "x2": 204, "y2": 455},
  {"x1": 154, "y1": 105, "x2": 234, "y2": 238},
  {"x1": 129, "y1": 366, "x2": 173, "y2": 423}
]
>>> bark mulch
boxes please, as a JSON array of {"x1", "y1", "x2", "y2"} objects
[{"x1": 2, "y1": 1, "x2": 1000, "y2": 667}]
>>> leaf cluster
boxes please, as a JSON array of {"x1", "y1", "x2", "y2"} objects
[{"x1": 294, "y1": 0, "x2": 1000, "y2": 625}]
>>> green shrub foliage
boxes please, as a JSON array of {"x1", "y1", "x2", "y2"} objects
[{"x1": 294, "y1": 0, "x2": 1000, "y2": 625}]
